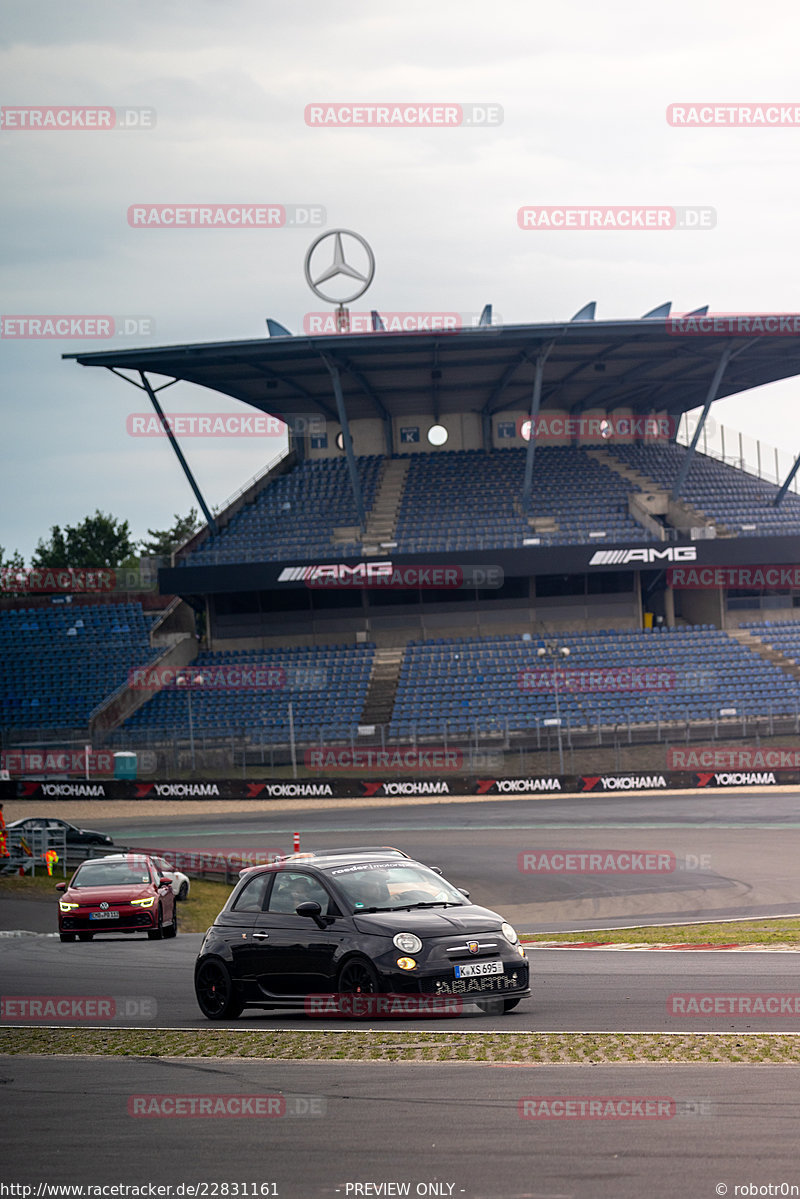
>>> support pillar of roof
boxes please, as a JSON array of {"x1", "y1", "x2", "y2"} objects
[
  {"x1": 773, "y1": 452, "x2": 800, "y2": 507},
  {"x1": 321, "y1": 355, "x2": 366, "y2": 529},
  {"x1": 122, "y1": 370, "x2": 218, "y2": 535},
  {"x1": 481, "y1": 409, "x2": 492, "y2": 451},
  {"x1": 522, "y1": 345, "x2": 552, "y2": 512},
  {"x1": 383, "y1": 413, "x2": 395, "y2": 458},
  {"x1": 669, "y1": 346, "x2": 734, "y2": 502}
]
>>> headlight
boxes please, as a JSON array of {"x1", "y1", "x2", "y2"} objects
[
  {"x1": 393, "y1": 932, "x2": 422, "y2": 954},
  {"x1": 396, "y1": 957, "x2": 417, "y2": 971},
  {"x1": 501, "y1": 922, "x2": 519, "y2": 945},
  {"x1": 59, "y1": 900, "x2": 78, "y2": 912},
  {"x1": 131, "y1": 896, "x2": 156, "y2": 908}
]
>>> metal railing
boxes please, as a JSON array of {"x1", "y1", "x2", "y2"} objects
[
  {"x1": 6, "y1": 702, "x2": 783, "y2": 779},
  {"x1": 677, "y1": 414, "x2": 800, "y2": 496}
]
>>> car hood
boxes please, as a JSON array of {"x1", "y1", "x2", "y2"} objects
[
  {"x1": 353, "y1": 904, "x2": 504, "y2": 938},
  {"x1": 64, "y1": 885, "x2": 154, "y2": 904}
]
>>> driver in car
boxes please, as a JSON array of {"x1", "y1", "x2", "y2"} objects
[
  {"x1": 287, "y1": 874, "x2": 323, "y2": 912},
  {"x1": 349, "y1": 873, "x2": 391, "y2": 910}
]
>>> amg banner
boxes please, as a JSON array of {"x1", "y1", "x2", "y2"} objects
[
  {"x1": 159, "y1": 533, "x2": 800, "y2": 593},
  {"x1": 2, "y1": 770, "x2": 798, "y2": 801}
]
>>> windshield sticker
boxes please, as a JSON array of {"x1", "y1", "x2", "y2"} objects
[{"x1": 329, "y1": 862, "x2": 409, "y2": 875}]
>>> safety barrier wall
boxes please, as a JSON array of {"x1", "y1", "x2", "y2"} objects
[{"x1": 3, "y1": 767, "x2": 799, "y2": 802}]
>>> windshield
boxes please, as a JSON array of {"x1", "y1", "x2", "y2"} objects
[
  {"x1": 72, "y1": 860, "x2": 153, "y2": 888},
  {"x1": 328, "y1": 861, "x2": 466, "y2": 912}
]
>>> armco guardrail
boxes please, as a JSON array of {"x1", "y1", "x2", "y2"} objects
[{"x1": 2, "y1": 767, "x2": 799, "y2": 803}]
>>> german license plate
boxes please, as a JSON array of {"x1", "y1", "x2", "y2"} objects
[
  {"x1": 454, "y1": 960, "x2": 503, "y2": 979},
  {"x1": 90, "y1": 911, "x2": 119, "y2": 920}
]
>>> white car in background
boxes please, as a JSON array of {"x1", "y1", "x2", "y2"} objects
[{"x1": 151, "y1": 856, "x2": 190, "y2": 901}]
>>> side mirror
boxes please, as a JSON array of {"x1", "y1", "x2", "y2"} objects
[
  {"x1": 296, "y1": 900, "x2": 328, "y2": 928},
  {"x1": 458, "y1": 888, "x2": 470, "y2": 899},
  {"x1": 158, "y1": 876, "x2": 172, "y2": 888},
  {"x1": 55, "y1": 881, "x2": 67, "y2": 892}
]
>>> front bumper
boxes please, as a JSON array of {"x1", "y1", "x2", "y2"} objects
[
  {"x1": 59, "y1": 908, "x2": 157, "y2": 932},
  {"x1": 372, "y1": 950, "x2": 530, "y2": 1000}
]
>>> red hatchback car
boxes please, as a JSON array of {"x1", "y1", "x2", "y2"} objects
[{"x1": 56, "y1": 853, "x2": 177, "y2": 942}]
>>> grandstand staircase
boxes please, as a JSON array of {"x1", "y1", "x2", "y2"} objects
[
  {"x1": 360, "y1": 646, "x2": 404, "y2": 726},
  {"x1": 585, "y1": 447, "x2": 733, "y2": 538},
  {"x1": 89, "y1": 604, "x2": 199, "y2": 737},
  {"x1": 728, "y1": 628, "x2": 800, "y2": 682},
  {"x1": 521, "y1": 513, "x2": 560, "y2": 535},
  {"x1": 359, "y1": 458, "x2": 410, "y2": 553}
]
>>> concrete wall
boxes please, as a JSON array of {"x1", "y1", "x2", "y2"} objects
[
  {"x1": 89, "y1": 633, "x2": 198, "y2": 736},
  {"x1": 301, "y1": 408, "x2": 677, "y2": 458},
  {"x1": 674, "y1": 586, "x2": 724, "y2": 627}
]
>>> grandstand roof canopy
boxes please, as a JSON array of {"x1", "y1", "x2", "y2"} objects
[{"x1": 64, "y1": 317, "x2": 800, "y2": 424}]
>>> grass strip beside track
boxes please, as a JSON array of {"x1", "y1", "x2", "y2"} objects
[
  {"x1": 3, "y1": 1028, "x2": 800, "y2": 1063},
  {"x1": 522, "y1": 918, "x2": 800, "y2": 947}
]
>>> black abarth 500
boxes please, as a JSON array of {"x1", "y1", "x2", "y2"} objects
[{"x1": 194, "y1": 849, "x2": 530, "y2": 1019}]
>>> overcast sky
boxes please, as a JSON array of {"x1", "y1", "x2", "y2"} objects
[{"x1": 3, "y1": 0, "x2": 800, "y2": 561}]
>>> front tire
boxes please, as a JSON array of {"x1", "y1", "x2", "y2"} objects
[
  {"x1": 77, "y1": 932, "x2": 93, "y2": 942},
  {"x1": 147, "y1": 907, "x2": 164, "y2": 940},
  {"x1": 178, "y1": 881, "x2": 189, "y2": 901},
  {"x1": 195, "y1": 959, "x2": 245, "y2": 1020},
  {"x1": 60, "y1": 932, "x2": 76, "y2": 943},
  {"x1": 163, "y1": 904, "x2": 178, "y2": 939},
  {"x1": 337, "y1": 957, "x2": 380, "y2": 995}
]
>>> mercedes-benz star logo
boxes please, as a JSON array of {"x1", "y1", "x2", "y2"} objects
[{"x1": 304, "y1": 229, "x2": 375, "y2": 305}]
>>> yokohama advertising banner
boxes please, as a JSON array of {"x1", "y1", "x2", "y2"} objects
[{"x1": 2, "y1": 770, "x2": 798, "y2": 801}]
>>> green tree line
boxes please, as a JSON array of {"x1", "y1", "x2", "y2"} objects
[{"x1": 1, "y1": 508, "x2": 202, "y2": 575}]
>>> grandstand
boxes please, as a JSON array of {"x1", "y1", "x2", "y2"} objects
[
  {"x1": 0, "y1": 600, "x2": 162, "y2": 733},
  {"x1": 3, "y1": 310, "x2": 799, "y2": 774},
  {"x1": 606, "y1": 442, "x2": 800, "y2": 537}
]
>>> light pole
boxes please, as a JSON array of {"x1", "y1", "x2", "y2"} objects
[
  {"x1": 176, "y1": 672, "x2": 204, "y2": 775},
  {"x1": 537, "y1": 642, "x2": 570, "y2": 774}
]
